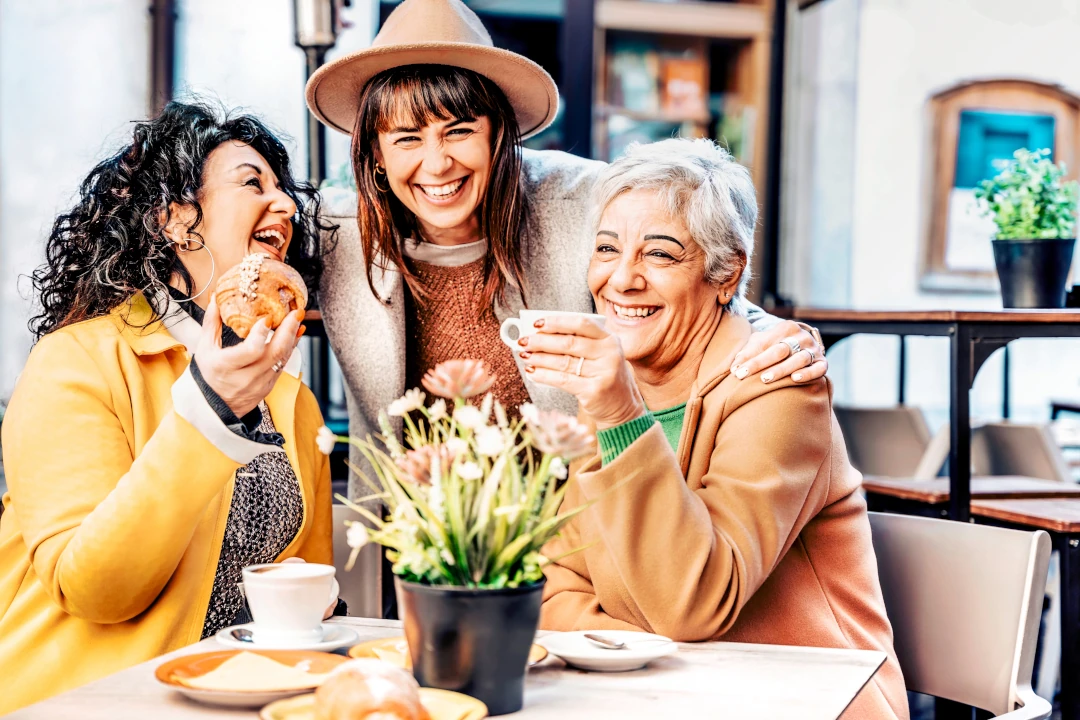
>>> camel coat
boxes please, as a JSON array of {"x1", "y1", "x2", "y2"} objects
[
  {"x1": 0, "y1": 295, "x2": 332, "y2": 714},
  {"x1": 541, "y1": 312, "x2": 909, "y2": 720}
]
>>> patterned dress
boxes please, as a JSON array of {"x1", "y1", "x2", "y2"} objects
[{"x1": 200, "y1": 402, "x2": 303, "y2": 638}]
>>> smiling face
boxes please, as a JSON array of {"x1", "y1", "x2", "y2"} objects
[
  {"x1": 376, "y1": 115, "x2": 492, "y2": 246},
  {"x1": 588, "y1": 189, "x2": 742, "y2": 372},
  {"x1": 167, "y1": 141, "x2": 297, "y2": 305}
]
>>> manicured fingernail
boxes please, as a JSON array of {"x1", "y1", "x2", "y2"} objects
[
  {"x1": 293, "y1": 309, "x2": 305, "y2": 322},
  {"x1": 734, "y1": 366, "x2": 749, "y2": 379},
  {"x1": 761, "y1": 372, "x2": 774, "y2": 383},
  {"x1": 296, "y1": 325, "x2": 307, "y2": 339},
  {"x1": 518, "y1": 351, "x2": 531, "y2": 359},
  {"x1": 533, "y1": 319, "x2": 545, "y2": 328},
  {"x1": 525, "y1": 365, "x2": 535, "y2": 373},
  {"x1": 518, "y1": 337, "x2": 529, "y2": 347},
  {"x1": 792, "y1": 372, "x2": 803, "y2": 382}
]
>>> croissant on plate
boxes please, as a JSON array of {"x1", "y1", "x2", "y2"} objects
[
  {"x1": 314, "y1": 659, "x2": 431, "y2": 720},
  {"x1": 214, "y1": 253, "x2": 308, "y2": 338}
]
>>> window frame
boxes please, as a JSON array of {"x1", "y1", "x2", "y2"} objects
[{"x1": 920, "y1": 79, "x2": 1080, "y2": 292}]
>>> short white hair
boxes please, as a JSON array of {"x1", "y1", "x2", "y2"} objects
[{"x1": 591, "y1": 138, "x2": 757, "y2": 315}]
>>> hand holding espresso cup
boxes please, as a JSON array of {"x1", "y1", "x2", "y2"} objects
[{"x1": 509, "y1": 311, "x2": 646, "y2": 429}]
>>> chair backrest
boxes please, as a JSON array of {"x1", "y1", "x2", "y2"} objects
[
  {"x1": 972, "y1": 422, "x2": 1072, "y2": 483},
  {"x1": 868, "y1": 512, "x2": 1051, "y2": 718},
  {"x1": 835, "y1": 406, "x2": 932, "y2": 477},
  {"x1": 332, "y1": 503, "x2": 383, "y2": 618}
]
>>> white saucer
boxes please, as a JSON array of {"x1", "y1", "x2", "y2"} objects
[
  {"x1": 538, "y1": 631, "x2": 677, "y2": 672},
  {"x1": 215, "y1": 622, "x2": 359, "y2": 652}
]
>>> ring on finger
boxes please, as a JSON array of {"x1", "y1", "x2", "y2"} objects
[
  {"x1": 574, "y1": 356, "x2": 585, "y2": 376},
  {"x1": 801, "y1": 348, "x2": 815, "y2": 366},
  {"x1": 780, "y1": 337, "x2": 801, "y2": 357},
  {"x1": 271, "y1": 360, "x2": 284, "y2": 373}
]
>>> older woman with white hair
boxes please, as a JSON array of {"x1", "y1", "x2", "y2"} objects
[{"x1": 528, "y1": 138, "x2": 908, "y2": 719}]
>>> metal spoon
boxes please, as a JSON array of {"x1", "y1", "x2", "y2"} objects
[
  {"x1": 584, "y1": 633, "x2": 671, "y2": 650},
  {"x1": 584, "y1": 633, "x2": 628, "y2": 650},
  {"x1": 230, "y1": 628, "x2": 255, "y2": 643}
]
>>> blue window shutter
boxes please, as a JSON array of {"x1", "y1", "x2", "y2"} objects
[{"x1": 955, "y1": 110, "x2": 1056, "y2": 188}]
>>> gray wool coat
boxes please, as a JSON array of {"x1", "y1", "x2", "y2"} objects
[{"x1": 317, "y1": 148, "x2": 770, "y2": 498}]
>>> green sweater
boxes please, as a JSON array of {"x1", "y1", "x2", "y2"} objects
[{"x1": 596, "y1": 402, "x2": 686, "y2": 465}]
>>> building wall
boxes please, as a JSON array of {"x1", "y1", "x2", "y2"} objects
[
  {"x1": 0, "y1": 0, "x2": 378, "y2": 404},
  {"x1": 786, "y1": 0, "x2": 1080, "y2": 428},
  {"x1": 0, "y1": 0, "x2": 150, "y2": 400}
]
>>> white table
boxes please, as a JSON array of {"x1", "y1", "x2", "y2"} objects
[{"x1": 9, "y1": 617, "x2": 885, "y2": 719}]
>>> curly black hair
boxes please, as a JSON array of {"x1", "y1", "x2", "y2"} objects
[{"x1": 29, "y1": 100, "x2": 337, "y2": 338}]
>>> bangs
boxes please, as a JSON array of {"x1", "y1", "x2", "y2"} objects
[{"x1": 369, "y1": 66, "x2": 501, "y2": 133}]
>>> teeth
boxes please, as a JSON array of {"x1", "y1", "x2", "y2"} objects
[
  {"x1": 612, "y1": 304, "x2": 658, "y2": 318},
  {"x1": 418, "y1": 178, "x2": 465, "y2": 198},
  {"x1": 253, "y1": 228, "x2": 285, "y2": 248}
]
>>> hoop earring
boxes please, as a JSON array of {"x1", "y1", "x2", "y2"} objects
[
  {"x1": 174, "y1": 236, "x2": 216, "y2": 303},
  {"x1": 373, "y1": 164, "x2": 391, "y2": 193}
]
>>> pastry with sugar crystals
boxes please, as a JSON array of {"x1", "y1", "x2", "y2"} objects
[{"x1": 214, "y1": 253, "x2": 308, "y2": 338}]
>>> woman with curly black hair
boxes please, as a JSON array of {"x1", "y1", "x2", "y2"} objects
[{"x1": 0, "y1": 101, "x2": 339, "y2": 713}]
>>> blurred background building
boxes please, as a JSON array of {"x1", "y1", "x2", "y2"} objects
[{"x1": 3, "y1": 0, "x2": 1080, "y2": 456}]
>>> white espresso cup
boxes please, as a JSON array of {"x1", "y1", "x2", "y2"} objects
[
  {"x1": 499, "y1": 310, "x2": 606, "y2": 348},
  {"x1": 240, "y1": 562, "x2": 336, "y2": 646}
]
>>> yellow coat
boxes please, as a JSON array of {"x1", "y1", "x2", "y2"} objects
[{"x1": 0, "y1": 295, "x2": 332, "y2": 714}]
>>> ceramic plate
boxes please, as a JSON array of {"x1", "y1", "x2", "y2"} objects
[
  {"x1": 347, "y1": 636, "x2": 548, "y2": 668},
  {"x1": 156, "y1": 649, "x2": 348, "y2": 708},
  {"x1": 260, "y1": 688, "x2": 488, "y2": 720},
  {"x1": 538, "y1": 630, "x2": 677, "y2": 672},
  {"x1": 215, "y1": 622, "x2": 359, "y2": 652}
]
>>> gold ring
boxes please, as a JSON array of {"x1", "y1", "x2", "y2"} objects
[{"x1": 574, "y1": 356, "x2": 585, "y2": 376}]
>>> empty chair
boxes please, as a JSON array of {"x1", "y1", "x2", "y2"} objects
[
  {"x1": 332, "y1": 503, "x2": 382, "y2": 618},
  {"x1": 868, "y1": 512, "x2": 1051, "y2": 718},
  {"x1": 835, "y1": 406, "x2": 934, "y2": 478},
  {"x1": 972, "y1": 422, "x2": 1072, "y2": 483}
]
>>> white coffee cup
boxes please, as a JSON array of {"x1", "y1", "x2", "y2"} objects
[
  {"x1": 499, "y1": 310, "x2": 606, "y2": 348},
  {"x1": 241, "y1": 562, "x2": 336, "y2": 646}
]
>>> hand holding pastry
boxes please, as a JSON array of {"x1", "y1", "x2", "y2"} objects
[{"x1": 193, "y1": 295, "x2": 304, "y2": 418}]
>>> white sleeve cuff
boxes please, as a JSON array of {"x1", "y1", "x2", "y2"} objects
[{"x1": 171, "y1": 366, "x2": 284, "y2": 465}]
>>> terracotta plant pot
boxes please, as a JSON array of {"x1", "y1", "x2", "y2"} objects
[
  {"x1": 992, "y1": 237, "x2": 1076, "y2": 308},
  {"x1": 396, "y1": 577, "x2": 544, "y2": 716}
]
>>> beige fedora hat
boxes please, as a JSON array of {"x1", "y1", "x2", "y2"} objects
[{"x1": 305, "y1": 0, "x2": 560, "y2": 139}]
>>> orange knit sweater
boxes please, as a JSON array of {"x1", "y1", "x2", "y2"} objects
[{"x1": 405, "y1": 257, "x2": 531, "y2": 413}]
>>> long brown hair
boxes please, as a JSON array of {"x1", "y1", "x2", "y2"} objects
[{"x1": 351, "y1": 65, "x2": 529, "y2": 309}]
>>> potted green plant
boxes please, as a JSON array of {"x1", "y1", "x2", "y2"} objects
[
  {"x1": 975, "y1": 148, "x2": 1079, "y2": 308},
  {"x1": 319, "y1": 359, "x2": 592, "y2": 716}
]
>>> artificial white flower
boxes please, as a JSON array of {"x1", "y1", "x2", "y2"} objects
[
  {"x1": 475, "y1": 426, "x2": 507, "y2": 457},
  {"x1": 519, "y1": 403, "x2": 540, "y2": 425},
  {"x1": 428, "y1": 398, "x2": 448, "y2": 421},
  {"x1": 494, "y1": 400, "x2": 509, "y2": 429},
  {"x1": 453, "y1": 405, "x2": 486, "y2": 430},
  {"x1": 445, "y1": 437, "x2": 468, "y2": 458},
  {"x1": 550, "y1": 456, "x2": 568, "y2": 480},
  {"x1": 457, "y1": 461, "x2": 484, "y2": 481},
  {"x1": 388, "y1": 388, "x2": 426, "y2": 417},
  {"x1": 346, "y1": 522, "x2": 370, "y2": 549},
  {"x1": 316, "y1": 425, "x2": 337, "y2": 455}
]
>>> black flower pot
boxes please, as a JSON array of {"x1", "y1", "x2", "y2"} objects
[
  {"x1": 992, "y1": 237, "x2": 1076, "y2": 308},
  {"x1": 396, "y1": 577, "x2": 544, "y2": 716}
]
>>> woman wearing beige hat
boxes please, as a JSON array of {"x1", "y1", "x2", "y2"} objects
[{"x1": 305, "y1": 0, "x2": 828, "y2": 497}]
